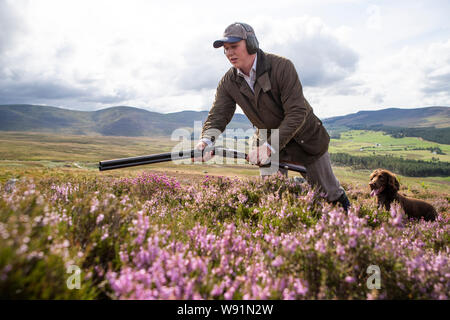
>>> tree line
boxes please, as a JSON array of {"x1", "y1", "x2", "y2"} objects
[{"x1": 330, "y1": 153, "x2": 450, "y2": 177}]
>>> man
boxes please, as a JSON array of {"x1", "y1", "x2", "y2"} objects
[{"x1": 194, "y1": 22, "x2": 350, "y2": 212}]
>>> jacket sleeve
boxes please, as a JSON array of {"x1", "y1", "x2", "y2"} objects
[
  {"x1": 269, "y1": 59, "x2": 312, "y2": 152},
  {"x1": 201, "y1": 74, "x2": 236, "y2": 142}
]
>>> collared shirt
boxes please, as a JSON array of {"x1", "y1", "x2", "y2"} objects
[
  {"x1": 201, "y1": 54, "x2": 275, "y2": 154},
  {"x1": 236, "y1": 55, "x2": 257, "y2": 93}
]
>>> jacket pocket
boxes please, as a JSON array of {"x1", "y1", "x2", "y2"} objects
[{"x1": 293, "y1": 114, "x2": 329, "y2": 156}]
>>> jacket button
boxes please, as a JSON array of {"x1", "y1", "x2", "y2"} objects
[
  {"x1": 301, "y1": 140, "x2": 304, "y2": 144},
  {"x1": 318, "y1": 122, "x2": 321, "y2": 126}
]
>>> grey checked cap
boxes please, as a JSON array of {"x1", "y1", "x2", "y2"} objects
[{"x1": 213, "y1": 22, "x2": 256, "y2": 48}]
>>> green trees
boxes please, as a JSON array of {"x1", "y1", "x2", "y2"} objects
[{"x1": 330, "y1": 153, "x2": 450, "y2": 177}]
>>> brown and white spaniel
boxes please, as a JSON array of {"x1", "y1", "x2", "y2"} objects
[{"x1": 369, "y1": 169, "x2": 437, "y2": 221}]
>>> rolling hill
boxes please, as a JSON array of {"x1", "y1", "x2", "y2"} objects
[
  {"x1": 1, "y1": 105, "x2": 449, "y2": 141},
  {"x1": 0, "y1": 104, "x2": 253, "y2": 137},
  {"x1": 323, "y1": 106, "x2": 449, "y2": 129},
  {"x1": 323, "y1": 106, "x2": 450, "y2": 144}
]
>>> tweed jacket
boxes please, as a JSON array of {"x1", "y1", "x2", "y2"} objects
[{"x1": 201, "y1": 49, "x2": 330, "y2": 165}]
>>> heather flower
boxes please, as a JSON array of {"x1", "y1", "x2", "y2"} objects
[
  {"x1": 314, "y1": 240, "x2": 327, "y2": 254},
  {"x1": 1, "y1": 171, "x2": 448, "y2": 300},
  {"x1": 336, "y1": 244, "x2": 346, "y2": 258},
  {"x1": 348, "y1": 237, "x2": 357, "y2": 248},
  {"x1": 293, "y1": 279, "x2": 308, "y2": 296},
  {"x1": 271, "y1": 256, "x2": 284, "y2": 268},
  {"x1": 389, "y1": 203, "x2": 405, "y2": 227},
  {"x1": 90, "y1": 198, "x2": 99, "y2": 213},
  {"x1": 96, "y1": 214, "x2": 104, "y2": 224},
  {"x1": 345, "y1": 276, "x2": 356, "y2": 283}
]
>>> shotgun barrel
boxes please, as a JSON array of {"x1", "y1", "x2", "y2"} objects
[{"x1": 99, "y1": 147, "x2": 307, "y2": 174}]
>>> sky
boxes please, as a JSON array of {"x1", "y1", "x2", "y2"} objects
[{"x1": 0, "y1": 0, "x2": 449, "y2": 119}]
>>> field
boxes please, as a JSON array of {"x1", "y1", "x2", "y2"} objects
[
  {"x1": 0, "y1": 131, "x2": 449, "y2": 299},
  {"x1": 329, "y1": 130, "x2": 450, "y2": 162}
]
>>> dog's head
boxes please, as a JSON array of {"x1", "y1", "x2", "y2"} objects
[{"x1": 369, "y1": 169, "x2": 400, "y2": 197}]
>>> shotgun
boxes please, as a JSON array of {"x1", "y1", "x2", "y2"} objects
[{"x1": 99, "y1": 147, "x2": 307, "y2": 174}]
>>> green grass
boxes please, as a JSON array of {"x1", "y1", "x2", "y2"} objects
[
  {"x1": 0, "y1": 132, "x2": 177, "y2": 162},
  {"x1": 0, "y1": 131, "x2": 448, "y2": 195},
  {"x1": 329, "y1": 130, "x2": 450, "y2": 162}
]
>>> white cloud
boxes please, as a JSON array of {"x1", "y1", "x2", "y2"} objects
[
  {"x1": 255, "y1": 16, "x2": 359, "y2": 87},
  {"x1": 366, "y1": 5, "x2": 382, "y2": 30},
  {"x1": 420, "y1": 40, "x2": 450, "y2": 105},
  {"x1": 0, "y1": 0, "x2": 448, "y2": 117},
  {"x1": 347, "y1": 39, "x2": 450, "y2": 112},
  {"x1": 0, "y1": 0, "x2": 26, "y2": 54}
]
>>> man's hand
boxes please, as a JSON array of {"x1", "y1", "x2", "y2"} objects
[
  {"x1": 246, "y1": 145, "x2": 272, "y2": 165},
  {"x1": 192, "y1": 141, "x2": 214, "y2": 163}
]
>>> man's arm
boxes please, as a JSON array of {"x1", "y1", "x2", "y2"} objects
[
  {"x1": 194, "y1": 73, "x2": 236, "y2": 162},
  {"x1": 201, "y1": 74, "x2": 237, "y2": 143}
]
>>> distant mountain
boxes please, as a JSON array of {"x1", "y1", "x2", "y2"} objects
[
  {"x1": 322, "y1": 106, "x2": 450, "y2": 144},
  {"x1": 0, "y1": 104, "x2": 253, "y2": 137},
  {"x1": 1, "y1": 105, "x2": 449, "y2": 139},
  {"x1": 323, "y1": 106, "x2": 449, "y2": 129}
]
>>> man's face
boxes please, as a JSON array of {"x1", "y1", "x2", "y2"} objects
[{"x1": 223, "y1": 40, "x2": 252, "y2": 70}]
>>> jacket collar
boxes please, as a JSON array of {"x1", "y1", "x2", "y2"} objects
[
  {"x1": 232, "y1": 49, "x2": 271, "y2": 82},
  {"x1": 255, "y1": 49, "x2": 271, "y2": 94},
  {"x1": 255, "y1": 49, "x2": 271, "y2": 78}
]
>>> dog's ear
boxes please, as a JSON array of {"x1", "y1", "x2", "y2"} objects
[
  {"x1": 370, "y1": 169, "x2": 380, "y2": 180},
  {"x1": 387, "y1": 172, "x2": 400, "y2": 192}
]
